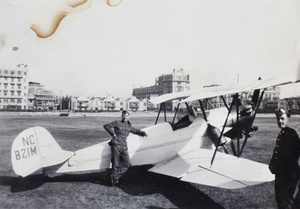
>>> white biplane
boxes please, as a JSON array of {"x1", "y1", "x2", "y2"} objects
[{"x1": 11, "y1": 75, "x2": 300, "y2": 189}]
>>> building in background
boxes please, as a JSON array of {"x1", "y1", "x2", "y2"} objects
[
  {"x1": 76, "y1": 95, "x2": 90, "y2": 111},
  {"x1": 73, "y1": 95, "x2": 128, "y2": 112},
  {"x1": 27, "y1": 82, "x2": 44, "y2": 110},
  {"x1": 28, "y1": 82, "x2": 58, "y2": 111},
  {"x1": 128, "y1": 96, "x2": 147, "y2": 111},
  {"x1": 1, "y1": 64, "x2": 299, "y2": 113},
  {"x1": 0, "y1": 64, "x2": 58, "y2": 111},
  {"x1": 115, "y1": 97, "x2": 128, "y2": 111},
  {"x1": 157, "y1": 67, "x2": 190, "y2": 95},
  {"x1": 0, "y1": 64, "x2": 29, "y2": 110},
  {"x1": 89, "y1": 97, "x2": 103, "y2": 112},
  {"x1": 259, "y1": 86, "x2": 281, "y2": 112},
  {"x1": 132, "y1": 85, "x2": 162, "y2": 100},
  {"x1": 279, "y1": 97, "x2": 300, "y2": 114},
  {"x1": 133, "y1": 67, "x2": 190, "y2": 110},
  {"x1": 35, "y1": 89, "x2": 57, "y2": 111}
]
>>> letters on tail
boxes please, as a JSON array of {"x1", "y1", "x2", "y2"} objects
[{"x1": 11, "y1": 126, "x2": 74, "y2": 177}]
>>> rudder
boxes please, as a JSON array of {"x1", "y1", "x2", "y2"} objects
[{"x1": 11, "y1": 127, "x2": 74, "y2": 177}]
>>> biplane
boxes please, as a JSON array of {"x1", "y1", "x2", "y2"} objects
[{"x1": 11, "y1": 74, "x2": 300, "y2": 189}]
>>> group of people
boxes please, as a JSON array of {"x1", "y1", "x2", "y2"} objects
[{"x1": 103, "y1": 108, "x2": 300, "y2": 209}]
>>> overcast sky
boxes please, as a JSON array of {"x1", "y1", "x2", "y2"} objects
[{"x1": 0, "y1": 0, "x2": 299, "y2": 98}]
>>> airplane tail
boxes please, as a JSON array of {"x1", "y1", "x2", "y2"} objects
[{"x1": 11, "y1": 126, "x2": 74, "y2": 177}]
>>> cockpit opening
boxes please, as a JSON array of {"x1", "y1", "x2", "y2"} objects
[{"x1": 171, "y1": 105, "x2": 198, "y2": 130}]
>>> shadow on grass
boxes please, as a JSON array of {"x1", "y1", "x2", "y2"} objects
[
  {"x1": 0, "y1": 172, "x2": 110, "y2": 193},
  {"x1": 0, "y1": 174, "x2": 46, "y2": 192},
  {"x1": 0, "y1": 165, "x2": 223, "y2": 209},
  {"x1": 119, "y1": 165, "x2": 224, "y2": 209}
]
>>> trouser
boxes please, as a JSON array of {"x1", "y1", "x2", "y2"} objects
[
  {"x1": 111, "y1": 143, "x2": 131, "y2": 180},
  {"x1": 275, "y1": 171, "x2": 298, "y2": 209}
]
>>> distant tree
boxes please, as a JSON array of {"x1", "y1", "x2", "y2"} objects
[{"x1": 58, "y1": 95, "x2": 71, "y2": 110}]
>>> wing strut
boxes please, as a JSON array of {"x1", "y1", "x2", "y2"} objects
[
  {"x1": 199, "y1": 100, "x2": 207, "y2": 121},
  {"x1": 206, "y1": 99, "x2": 215, "y2": 109},
  {"x1": 163, "y1": 102, "x2": 167, "y2": 122},
  {"x1": 239, "y1": 89, "x2": 265, "y2": 156},
  {"x1": 155, "y1": 102, "x2": 167, "y2": 124},
  {"x1": 172, "y1": 101, "x2": 181, "y2": 123},
  {"x1": 235, "y1": 93, "x2": 241, "y2": 157},
  {"x1": 221, "y1": 95, "x2": 229, "y2": 111},
  {"x1": 210, "y1": 95, "x2": 236, "y2": 167},
  {"x1": 155, "y1": 103, "x2": 163, "y2": 125}
]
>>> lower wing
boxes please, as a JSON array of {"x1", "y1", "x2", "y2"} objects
[{"x1": 148, "y1": 148, "x2": 274, "y2": 189}]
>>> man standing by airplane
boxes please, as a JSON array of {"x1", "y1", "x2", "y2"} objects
[
  {"x1": 269, "y1": 108, "x2": 300, "y2": 209},
  {"x1": 104, "y1": 110, "x2": 147, "y2": 186}
]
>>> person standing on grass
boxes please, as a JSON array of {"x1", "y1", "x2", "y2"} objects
[
  {"x1": 269, "y1": 107, "x2": 300, "y2": 209},
  {"x1": 103, "y1": 110, "x2": 147, "y2": 186}
]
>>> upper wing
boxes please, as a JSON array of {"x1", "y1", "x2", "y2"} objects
[
  {"x1": 150, "y1": 76, "x2": 300, "y2": 105},
  {"x1": 149, "y1": 88, "x2": 201, "y2": 105},
  {"x1": 148, "y1": 148, "x2": 274, "y2": 189},
  {"x1": 180, "y1": 78, "x2": 295, "y2": 103}
]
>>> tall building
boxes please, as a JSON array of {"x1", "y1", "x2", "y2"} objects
[
  {"x1": 133, "y1": 67, "x2": 190, "y2": 110},
  {"x1": 0, "y1": 64, "x2": 28, "y2": 110},
  {"x1": 156, "y1": 67, "x2": 190, "y2": 94}
]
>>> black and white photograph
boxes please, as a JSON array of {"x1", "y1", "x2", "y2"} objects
[{"x1": 0, "y1": 0, "x2": 300, "y2": 208}]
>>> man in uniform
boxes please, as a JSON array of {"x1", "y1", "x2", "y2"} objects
[
  {"x1": 269, "y1": 108, "x2": 300, "y2": 209},
  {"x1": 103, "y1": 110, "x2": 147, "y2": 186}
]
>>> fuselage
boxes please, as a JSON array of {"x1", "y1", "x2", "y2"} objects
[{"x1": 53, "y1": 108, "x2": 230, "y2": 175}]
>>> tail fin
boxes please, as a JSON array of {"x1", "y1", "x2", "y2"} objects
[{"x1": 11, "y1": 127, "x2": 74, "y2": 177}]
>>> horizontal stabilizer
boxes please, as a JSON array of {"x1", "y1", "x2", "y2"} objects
[{"x1": 149, "y1": 149, "x2": 274, "y2": 189}]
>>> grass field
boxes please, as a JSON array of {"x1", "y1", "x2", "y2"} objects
[{"x1": 0, "y1": 113, "x2": 299, "y2": 209}]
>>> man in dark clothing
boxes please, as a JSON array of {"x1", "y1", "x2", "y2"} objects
[
  {"x1": 269, "y1": 107, "x2": 300, "y2": 209},
  {"x1": 103, "y1": 110, "x2": 147, "y2": 186}
]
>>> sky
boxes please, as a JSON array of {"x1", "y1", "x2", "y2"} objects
[{"x1": 0, "y1": 0, "x2": 299, "y2": 98}]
